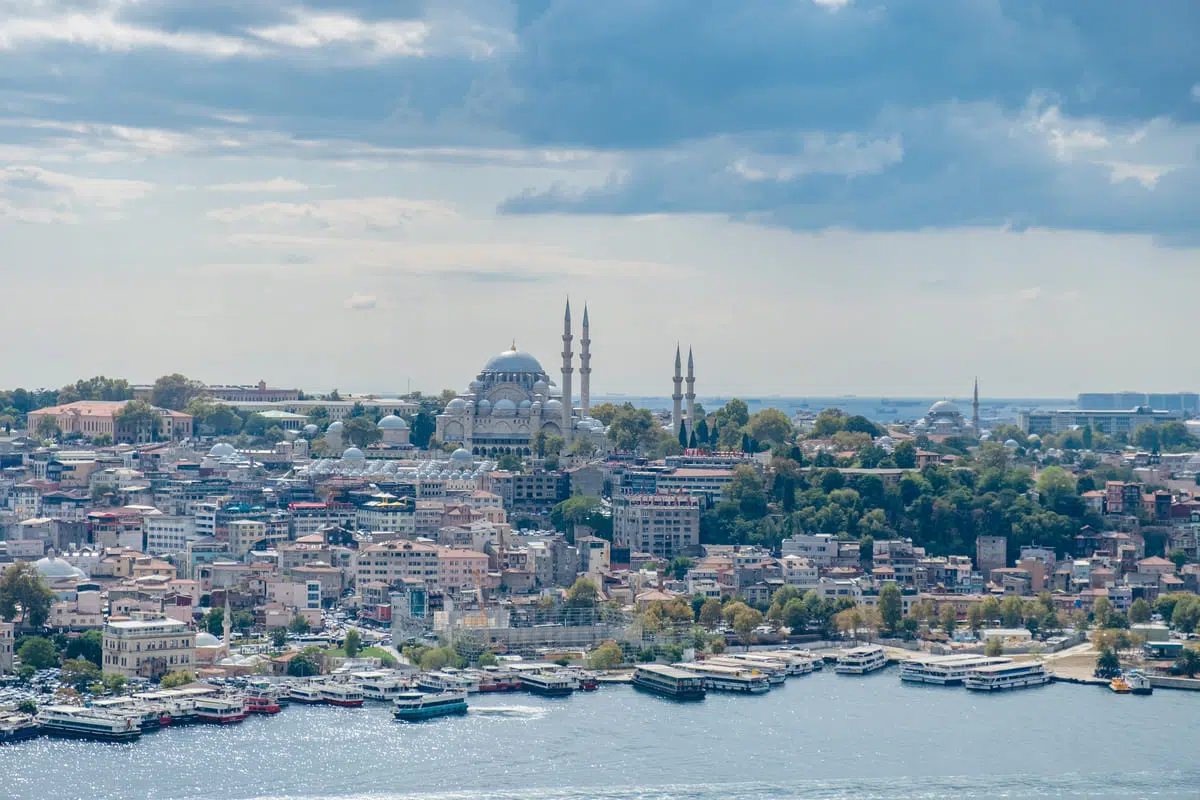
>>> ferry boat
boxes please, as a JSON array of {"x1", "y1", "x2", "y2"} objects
[
  {"x1": 751, "y1": 652, "x2": 814, "y2": 676},
  {"x1": 899, "y1": 655, "x2": 1011, "y2": 686},
  {"x1": 964, "y1": 661, "x2": 1051, "y2": 692},
  {"x1": 352, "y1": 671, "x2": 411, "y2": 701},
  {"x1": 632, "y1": 665, "x2": 706, "y2": 701},
  {"x1": 1109, "y1": 676, "x2": 1131, "y2": 694},
  {"x1": 708, "y1": 657, "x2": 787, "y2": 685},
  {"x1": 244, "y1": 687, "x2": 282, "y2": 714},
  {"x1": 520, "y1": 671, "x2": 576, "y2": 697},
  {"x1": 38, "y1": 706, "x2": 142, "y2": 742},
  {"x1": 89, "y1": 697, "x2": 174, "y2": 731},
  {"x1": 392, "y1": 691, "x2": 468, "y2": 722},
  {"x1": 835, "y1": 645, "x2": 888, "y2": 675},
  {"x1": 576, "y1": 671, "x2": 600, "y2": 691},
  {"x1": 472, "y1": 667, "x2": 522, "y2": 693},
  {"x1": 320, "y1": 683, "x2": 365, "y2": 708},
  {"x1": 0, "y1": 711, "x2": 40, "y2": 743},
  {"x1": 1125, "y1": 670, "x2": 1153, "y2": 695},
  {"x1": 193, "y1": 696, "x2": 248, "y2": 724},
  {"x1": 418, "y1": 671, "x2": 480, "y2": 695},
  {"x1": 675, "y1": 662, "x2": 771, "y2": 694},
  {"x1": 288, "y1": 683, "x2": 326, "y2": 704}
]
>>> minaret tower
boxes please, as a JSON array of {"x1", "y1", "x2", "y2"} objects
[
  {"x1": 685, "y1": 347, "x2": 696, "y2": 440},
  {"x1": 561, "y1": 298, "x2": 574, "y2": 441},
  {"x1": 222, "y1": 592, "x2": 232, "y2": 655},
  {"x1": 672, "y1": 345, "x2": 683, "y2": 436},
  {"x1": 972, "y1": 377, "x2": 980, "y2": 434},
  {"x1": 580, "y1": 304, "x2": 591, "y2": 417}
]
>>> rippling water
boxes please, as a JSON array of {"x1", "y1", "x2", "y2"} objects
[{"x1": 3, "y1": 669, "x2": 1196, "y2": 800}]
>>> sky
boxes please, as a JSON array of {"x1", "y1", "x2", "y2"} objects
[{"x1": 1, "y1": 0, "x2": 1198, "y2": 399}]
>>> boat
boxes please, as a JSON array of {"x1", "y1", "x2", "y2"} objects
[
  {"x1": 964, "y1": 661, "x2": 1051, "y2": 691},
  {"x1": 38, "y1": 706, "x2": 142, "y2": 742},
  {"x1": 899, "y1": 655, "x2": 1011, "y2": 686},
  {"x1": 193, "y1": 696, "x2": 247, "y2": 724},
  {"x1": 835, "y1": 645, "x2": 889, "y2": 675},
  {"x1": 576, "y1": 671, "x2": 600, "y2": 691},
  {"x1": 1109, "y1": 676, "x2": 1131, "y2": 694},
  {"x1": 472, "y1": 667, "x2": 522, "y2": 693},
  {"x1": 0, "y1": 712, "x2": 40, "y2": 743},
  {"x1": 320, "y1": 683, "x2": 365, "y2": 708},
  {"x1": 674, "y1": 662, "x2": 771, "y2": 694},
  {"x1": 520, "y1": 671, "x2": 576, "y2": 697},
  {"x1": 244, "y1": 688, "x2": 282, "y2": 714},
  {"x1": 392, "y1": 691, "x2": 468, "y2": 722},
  {"x1": 418, "y1": 671, "x2": 480, "y2": 694},
  {"x1": 352, "y1": 671, "x2": 411, "y2": 701},
  {"x1": 708, "y1": 657, "x2": 787, "y2": 685},
  {"x1": 88, "y1": 697, "x2": 172, "y2": 731},
  {"x1": 1126, "y1": 670, "x2": 1153, "y2": 695},
  {"x1": 288, "y1": 683, "x2": 325, "y2": 704},
  {"x1": 632, "y1": 665, "x2": 706, "y2": 701}
]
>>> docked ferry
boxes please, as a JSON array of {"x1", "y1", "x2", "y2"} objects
[
  {"x1": 418, "y1": 671, "x2": 480, "y2": 695},
  {"x1": 38, "y1": 706, "x2": 142, "y2": 742},
  {"x1": 835, "y1": 645, "x2": 889, "y2": 675},
  {"x1": 520, "y1": 671, "x2": 576, "y2": 697},
  {"x1": 243, "y1": 684, "x2": 282, "y2": 714},
  {"x1": 288, "y1": 683, "x2": 325, "y2": 704},
  {"x1": 0, "y1": 711, "x2": 40, "y2": 743},
  {"x1": 471, "y1": 667, "x2": 522, "y2": 693},
  {"x1": 193, "y1": 696, "x2": 248, "y2": 724},
  {"x1": 352, "y1": 671, "x2": 411, "y2": 702},
  {"x1": 708, "y1": 657, "x2": 787, "y2": 685},
  {"x1": 1125, "y1": 670, "x2": 1153, "y2": 695},
  {"x1": 392, "y1": 691, "x2": 468, "y2": 722},
  {"x1": 675, "y1": 662, "x2": 771, "y2": 694},
  {"x1": 320, "y1": 683, "x2": 365, "y2": 708},
  {"x1": 964, "y1": 661, "x2": 1051, "y2": 691},
  {"x1": 632, "y1": 665, "x2": 706, "y2": 701},
  {"x1": 899, "y1": 655, "x2": 1011, "y2": 685}
]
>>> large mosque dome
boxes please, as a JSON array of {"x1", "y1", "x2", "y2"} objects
[
  {"x1": 378, "y1": 415, "x2": 409, "y2": 430},
  {"x1": 195, "y1": 632, "x2": 222, "y2": 648},
  {"x1": 483, "y1": 348, "x2": 546, "y2": 375},
  {"x1": 35, "y1": 556, "x2": 86, "y2": 580},
  {"x1": 929, "y1": 400, "x2": 960, "y2": 416}
]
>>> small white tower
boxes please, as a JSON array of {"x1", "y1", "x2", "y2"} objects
[
  {"x1": 580, "y1": 304, "x2": 592, "y2": 417},
  {"x1": 671, "y1": 345, "x2": 683, "y2": 436},
  {"x1": 561, "y1": 298, "x2": 574, "y2": 442},
  {"x1": 685, "y1": 347, "x2": 696, "y2": 441}
]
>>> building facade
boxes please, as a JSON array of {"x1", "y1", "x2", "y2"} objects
[
  {"x1": 27, "y1": 401, "x2": 193, "y2": 443},
  {"x1": 101, "y1": 615, "x2": 195, "y2": 680},
  {"x1": 613, "y1": 493, "x2": 701, "y2": 560}
]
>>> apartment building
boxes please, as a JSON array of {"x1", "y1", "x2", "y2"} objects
[
  {"x1": 612, "y1": 493, "x2": 701, "y2": 560},
  {"x1": 101, "y1": 614, "x2": 195, "y2": 680}
]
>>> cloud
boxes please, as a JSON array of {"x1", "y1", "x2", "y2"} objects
[
  {"x1": 0, "y1": 164, "x2": 152, "y2": 223},
  {"x1": 206, "y1": 178, "x2": 311, "y2": 193},
  {"x1": 247, "y1": 11, "x2": 430, "y2": 57},
  {"x1": 207, "y1": 196, "x2": 457, "y2": 232},
  {"x1": 343, "y1": 293, "x2": 377, "y2": 310},
  {"x1": 1018, "y1": 287, "x2": 1042, "y2": 301}
]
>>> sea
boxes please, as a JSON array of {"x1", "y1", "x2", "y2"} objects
[{"x1": 3, "y1": 670, "x2": 1195, "y2": 800}]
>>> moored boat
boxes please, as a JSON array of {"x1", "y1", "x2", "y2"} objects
[
  {"x1": 352, "y1": 671, "x2": 412, "y2": 701},
  {"x1": 1126, "y1": 670, "x2": 1153, "y2": 695},
  {"x1": 392, "y1": 691, "x2": 468, "y2": 722},
  {"x1": 520, "y1": 671, "x2": 575, "y2": 697},
  {"x1": 835, "y1": 645, "x2": 888, "y2": 675},
  {"x1": 899, "y1": 655, "x2": 1011, "y2": 686},
  {"x1": 288, "y1": 683, "x2": 325, "y2": 704},
  {"x1": 38, "y1": 706, "x2": 142, "y2": 742},
  {"x1": 632, "y1": 665, "x2": 706, "y2": 701},
  {"x1": 320, "y1": 683, "x2": 365, "y2": 708},
  {"x1": 0, "y1": 711, "x2": 40, "y2": 743},
  {"x1": 674, "y1": 662, "x2": 771, "y2": 694},
  {"x1": 472, "y1": 667, "x2": 522, "y2": 693},
  {"x1": 1109, "y1": 676, "x2": 1131, "y2": 694},
  {"x1": 193, "y1": 696, "x2": 248, "y2": 724},
  {"x1": 964, "y1": 661, "x2": 1050, "y2": 692}
]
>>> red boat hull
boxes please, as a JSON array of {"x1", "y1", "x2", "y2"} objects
[
  {"x1": 325, "y1": 699, "x2": 364, "y2": 708},
  {"x1": 196, "y1": 713, "x2": 247, "y2": 724},
  {"x1": 246, "y1": 703, "x2": 281, "y2": 714}
]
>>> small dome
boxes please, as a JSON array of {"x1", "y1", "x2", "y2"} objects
[
  {"x1": 209, "y1": 443, "x2": 236, "y2": 458},
  {"x1": 533, "y1": 379, "x2": 549, "y2": 393},
  {"x1": 476, "y1": 399, "x2": 492, "y2": 415},
  {"x1": 519, "y1": 399, "x2": 532, "y2": 410},
  {"x1": 1026, "y1": 433, "x2": 1041, "y2": 443},
  {"x1": 468, "y1": 380, "x2": 483, "y2": 392},
  {"x1": 544, "y1": 398, "x2": 563, "y2": 412},
  {"x1": 929, "y1": 400, "x2": 960, "y2": 416},
  {"x1": 530, "y1": 401, "x2": 542, "y2": 412},
  {"x1": 303, "y1": 424, "x2": 319, "y2": 436},
  {"x1": 327, "y1": 420, "x2": 344, "y2": 433},
  {"x1": 343, "y1": 447, "x2": 366, "y2": 460},
  {"x1": 35, "y1": 556, "x2": 86, "y2": 580},
  {"x1": 379, "y1": 415, "x2": 409, "y2": 430},
  {"x1": 451, "y1": 448, "x2": 473, "y2": 463},
  {"x1": 195, "y1": 632, "x2": 221, "y2": 648},
  {"x1": 446, "y1": 398, "x2": 468, "y2": 413},
  {"x1": 493, "y1": 398, "x2": 517, "y2": 415},
  {"x1": 1004, "y1": 439, "x2": 1020, "y2": 448}
]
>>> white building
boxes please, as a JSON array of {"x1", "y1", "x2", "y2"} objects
[
  {"x1": 612, "y1": 493, "x2": 701, "y2": 560},
  {"x1": 781, "y1": 533, "x2": 839, "y2": 567},
  {"x1": 781, "y1": 555, "x2": 819, "y2": 589},
  {"x1": 356, "y1": 500, "x2": 416, "y2": 536},
  {"x1": 102, "y1": 614, "x2": 195, "y2": 680},
  {"x1": 144, "y1": 515, "x2": 196, "y2": 556}
]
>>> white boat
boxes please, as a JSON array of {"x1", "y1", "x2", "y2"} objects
[
  {"x1": 707, "y1": 657, "x2": 787, "y2": 685},
  {"x1": 392, "y1": 691, "x2": 468, "y2": 721},
  {"x1": 899, "y1": 655, "x2": 1011, "y2": 685},
  {"x1": 193, "y1": 696, "x2": 247, "y2": 724},
  {"x1": 835, "y1": 645, "x2": 888, "y2": 675},
  {"x1": 352, "y1": 671, "x2": 411, "y2": 701},
  {"x1": 417, "y1": 670, "x2": 480, "y2": 694},
  {"x1": 320, "y1": 683, "x2": 365, "y2": 708},
  {"x1": 38, "y1": 706, "x2": 141, "y2": 742},
  {"x1": 674, "y1": 662, "x2": 771, "y2": 694},
  {"x1": 964, "y1": 661, "x2": 1051, "y2": 691},
  {"x1": 288, "y1": 683, "x2": 325, "y2": 704},
  {"x1": 0, "y1": 712, "x2": 39, "y2": 743},
  {"x1": 1125, "y1": 670, "x2": 1153, "y2": 695},
  {"x1": 519, "y1": 671, "x2": 575, "y2": 697}
]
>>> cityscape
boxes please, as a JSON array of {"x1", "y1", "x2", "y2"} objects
[{"x1": 2, "y1": 2, "x2": 1198, "y2": 799}]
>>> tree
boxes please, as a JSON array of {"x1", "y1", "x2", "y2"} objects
[
  {"x1": 64, "y1": 629, "x2": 103, "y2": 667},
  {"x1": 477, "y1": 651, "x2": 499, "y2": 667},
  {"x1": 984, "y1": 638, "x2": 1004, "y2": 657},
  {"x1": 160, "y1": 669, "x2": 197, "y2": 688},
  {"x1": 812, "y1": 408, "x2": 847, "y2": 437},
  {"x1": 1168, "y1": 549, "x2": 1188, "y2": 570},
  {"x1": 61, "y1": 658, "x2": 102, "y2": 692},
  {"x1": 678, "y1": 421, "x2": 689, "y2": 449},
  {"x1": 727, "y1": 465, "x2": 768, "y2": 519},
  {"x1": 1000, "y1": 596, "x2": 1025, "y2": 628},
  {"x1": 670, "y1": 556, "x2": 694, "y2": 581},
  {"x1": 966, "y1": 603, "x2": 984, "y2": 635},
  {"x1": 343, "y1": 417, "x2": 382, "y2": 448},
  {"x1": 1036, "y1": 466, "x2": 1076, "y2": 510},
  {"x1": 699, "y1": 599, "x2": 724, "y2": 629},
  {"x1": 565, "y1": 577, "x2": 599, "y2": 608},
  {"x1": 150, "y1": 373, "x2": 204, "y2": 411},
  {"x1": 103, "y1": 673, "x2": 127, "y2": 695},
  {"x1": 17, "y1": 636, "x2": 59, "y2": 670},
  {"x1": 747, "y1": 409, "x2": 794, "y2": 445},
  {"x1": 115, "y1": 400, "x2": 162, "y2": 442},
  {"x1": 1128, "y1": 598, "x2": 1152, "y2": 624},
  {"x1": 893, "y1": 440, "x2": 917, "y2": 469},
  {"x1": 569, "y1": 437, "x2": 598, "y2": 457},
  {"x1": 343, "y1": 628, "x2": 362, "y2": 658},
  {"x1": 419, "y1": 646, "x2": 463, "y2": 671},
  {"x1": 551, "y1": 496, "x2": 608, "y2": 537},
  {"x1": 203, "y1": 608, "x2": 225, "y2": 637},
  {"x1": 242, "y1": 413, "x2": 268, "y2": 437},
  {"x1": 270, "y1": 628, "x2": 288, "y2": 649},
  {"x1": 1092, "y1": 596, "x2": 1113, "y2": 628},
  {"x1": 263, "y1": 425, "x2": 287, "y2": 444},
  {"x1": 732, "y1": 607, "x2": 763, "y2": 648},
  {"x1": 0, "y1": 563, "x2": 56, "y2": 628},
  {"x1": 586, "y1": 640, "x2": 624, "y2": 670},
  {"x1": 17, "y1": 699, "x2": 37, "y2": 715},
  {"x1": 186, "y1": 401, "x2": 243, "y2": 436},
  {"x1": 233, "y1": 611, "x2": 254, "y2": 634},
  {"x1": 605, "y1": 404, "x2": 658, "y2": 452},
  {"x1": 496, "y1": 452, "x2": 523, "y2": 471},
  {"x1": 35, "y1": 415, "x2": 60, "y2": 441},
  {"x1": 1174, "y1": 647, "x2": 1200, "y2": 678},
  {"x1": 287, "y1": 654, "x2": 320, "y2": 678},
  {"x1": 1170, "y1": 595, "x2": 1200, "y2": 633},
  {"x1": 939, "y1": 603, "x2": 958, "y2": 636},
  {"x1": 878, "y1": 583, "x2": 902, "y2": 635},
  {"x1": 589, "y1": 403, "x2": 621, "y2": 426},
  {"x1": 288, "y1": 614, "x2": 311, "y2": 635}
]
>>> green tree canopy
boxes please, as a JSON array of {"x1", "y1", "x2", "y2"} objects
[
  {"x1": 343, "y1": 628, "x2": 362, "y2": 658},
  {"x1": 115, "y1": 399, "x2": 162, "y2": 441},
  {"x1": 17, "y1": 636, "x2": 59, "y2": 670},
  {"x1": 747, "y1": 408, "x2": 794, "y2": 445},
  {"x1": 150, "y1": 373, "x2": 204, "y2": 411},
  {"x1": 878, "y1": 583, "x2": 903, "y2": 635},
  {"x1": 0, "y1": 563, "x2": 55, "y2": 628},
  {"x1": 586, "y1": 640, "x2": 624, "y2": 670},
  {"x1": 343, "y1": 417, "x2": 382, "y2": 447},
  {"x1": 565, "y1": 577, "x2": 600, "y2": 608},
  {"x1": 64, "y1": 629, "x2": 104, "y2": 667}
]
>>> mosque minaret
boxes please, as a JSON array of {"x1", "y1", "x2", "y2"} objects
[
  {"x1": 685, "y1": 347, "x2": 696, "y2": 439},
  {"x1": 561, "y1": 300, "x2": 574, "y2": 443},
  {"x1": 580, "y1": 304, "x2": 592, "y2": 417}
]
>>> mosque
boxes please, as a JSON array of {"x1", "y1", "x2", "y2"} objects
[
  {"x1": 910, "y1": 379, "x2": 982, "y2": 438},
  {"x1": 435, "y1": 300, "x2": 607, "y2": 456}
]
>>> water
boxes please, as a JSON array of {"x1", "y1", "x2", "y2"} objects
[{"x1": 3, "y1": 670, "x2": 1196, "y2": 800}]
